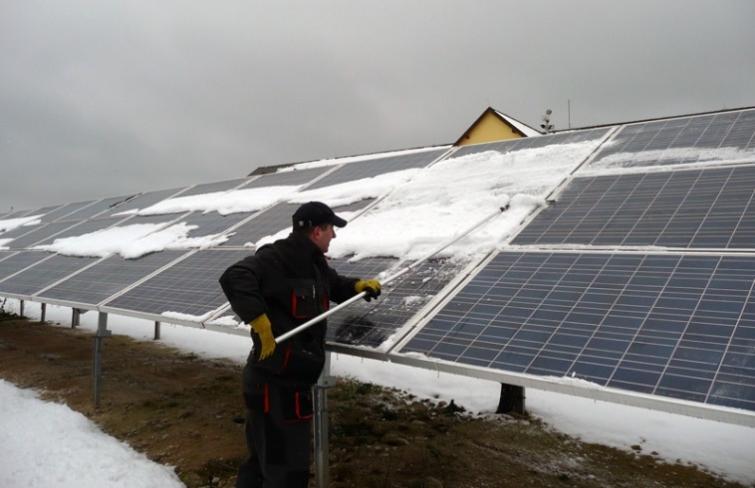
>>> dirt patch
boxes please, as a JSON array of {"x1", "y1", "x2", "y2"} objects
[{"x1": 0, "y1": 316, "x2": 748, "y2": 488}]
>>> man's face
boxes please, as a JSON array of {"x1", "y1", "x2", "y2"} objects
[{"x1": 310, "y1": 224, "x2": 336, "y2": 253}]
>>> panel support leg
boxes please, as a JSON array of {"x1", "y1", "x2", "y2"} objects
[
  {"x1": 19, "y1": 300, "x2": 24, "y2": 318},
  {"x1": 314, "y1": 352, "x2": 333, "y2": 488},
  {"x1": 496, "y1": 383, "x2": 526, "y2": 415},
  {"x1": 40, "y1": 303, "x2": 47, "y2": 322},
  {"x1": 71, "y1": 308, "x2": 80, "y2": 328},
  {"x1": 154, "y1": 321, "x2": 161, "y2": 340},
  {"x1": 92, "y1": 312, "x2": 111, "y2": 409}
]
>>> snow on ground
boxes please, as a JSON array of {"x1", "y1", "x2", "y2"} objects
[
  {"x1": 6, "y1": 300, "x2": 754, "y2": 485},
  {"x1": 0, "y1": 215, "x2": 42, "y2": 234},
  {"x1": 0, "y1": 378, "x2": 183, "y2": 488}
]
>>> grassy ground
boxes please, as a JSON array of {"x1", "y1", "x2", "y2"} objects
[{"x1": 0, "y1": 315, "x2": 749, "y2": 488}]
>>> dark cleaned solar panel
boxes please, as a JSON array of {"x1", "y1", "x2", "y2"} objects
[
  {"x1": 244, "y1": 167, "x2": 331, "y2": 189},
  {"x1": 62, "y1": 195, "x2": 135, "y2": 221},
  {"x1": 0, "y1": 252, "x2": 51, "y2": 281},
  {"x1": 333, "y1": 198, "x2": 375, "y2": 213},
  {"x1": 7, "y1": 221, "x2": 85, "y2": 249},
  {"x1": 0, "y1": 254, "x2": 97, "y2": 296},
  {"x1": 104, "y1": 249, "x2": 250, "y2": 317},
  {"x1": 452, "y1": 129, "x2": 610, "y2": 159},
  {"x1": 38, "y1": 250, "x2": 186, "y2": 305},
  {"x1": 306, "y1": 149, "x2": 448, "y2": 190},
  {"x1": 179, "y1": 212, "x2": 253, "y2": 237},
  {"x1": 326, "y1": 257, "x2": 465, "y2": 348},
  {"x1": 401, "y1": 251, "x2": 755, "y2": 412},
  {"x1": 589, "y1": 109, "x2": 755, "y2": 169},
  {"x1": 513, "y1": 165, "x2": 755, "y2": 248},
  {"x1": 38, "y1": 201, "x2": 95, "y2": 223},
  {"x1": 0, "y1": 222, "x2": 44, "y2": 241},
  {"x1": 35, "y1": 217, "x2": 127, "y2": 245},
  {"x1": 221, "y1": 203, "x2": 299, "y2": 248},
  {"x1": 179, "y1": 178, "x2": 249, "y2": 197},
  {"x1": 101, "y1": 188, "x2": 186, "y2": 218}
]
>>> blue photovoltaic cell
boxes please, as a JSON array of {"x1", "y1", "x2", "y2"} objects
[
  {"x1": 306, "y1": 148, "x2": 448, "y2": 190},
  {"x1": 401, "y1": 251, "x2": 755, "y2": 412},
  {"x1": 451, "y1": 129, "x2": 610, "y2": 159},
  {"x1": 589, "y1": 109, "x2": 755, "y2": 170},
  {"x1": 38, "y1": 250, "x2": 187, "y2": 305},
  {"x1": 104, "y1": 249, "x2": 250, "y2": 318},
  {"x1": 0, "y1": 252, "x2": 52, "y2": 281},
  {"x1": 0, "y1": 254, "x2": 97, "y2": 296},
  {"x1": 513, "y1": 164, "x2": 755, "y2": 248}
]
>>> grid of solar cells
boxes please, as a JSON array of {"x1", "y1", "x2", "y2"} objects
[
  {"x1": 38, "y1": 201, "x2": 94, "y2": 223},
  {"x1": 104, "y1": 249, "x2": 249, "y2": 317},
  {"x1": 243, "y1": 167, "x2": 330, "y2": 189},
  {"x1": 513, "y1": 165, "x2": 755, "y2": 248},
  {"x1": 306, "y1": 149, "x2": 448, "y2": 190},
  {"x1": 0, "y1": 222, "x2": 44, "y2": 241},
  {"x1": 99, "y1": 188, "x2": 185, "y2": 218},
  {"x1": 221, "y1": 203, "x2": 300, "y2": 247},
  {"x1": 326, "y1": 257, "x2": 463, "y2": 347},
  {"x1": 63, "y1": 195, "x2": 135, "y2": 221},
  {"x1": 452, "y1": 128, "x2": 610, "y2": 159},
  {"x1": 0, "y1": 252, "x2": 51, "y2": 281},
  {"x1": 38, "y1": 250, "x2": 186, "y2": 305},
  {"x1": 179, "y1": 178, "x2": 249, "y2": 197},
  {"x1": 589, "y1": 109, "x2": 755, "y2": 169},
  {"x1": 402, "y1": 251, "x2": 755, "y2": 412},
  {"x1": 34, "y1": 217, "x2": 127, "y2": 245},
  {"x1": 180, "y1": 211, "x2": 253, "y2": 237},
  {"x1": 6, "y1": 220, "x2": 85, "y2": 249},
  {"x1": 0, "y1": 254, "x2": 97, "y2": 296},
  {"x1": 2, "y1": 209, "x2": 35, "y2": 219}
]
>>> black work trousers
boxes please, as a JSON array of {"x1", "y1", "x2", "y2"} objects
[{"x1": 236, "y1": 383, "x2": 313, "y2": 488}]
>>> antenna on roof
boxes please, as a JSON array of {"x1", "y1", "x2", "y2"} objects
[{"x1": 540, "y1": 108, "x2": 555, "y2": 134}]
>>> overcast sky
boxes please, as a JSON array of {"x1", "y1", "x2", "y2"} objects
[{"x1": 1, "y1": 0, "x2": 753, "y2": 212}]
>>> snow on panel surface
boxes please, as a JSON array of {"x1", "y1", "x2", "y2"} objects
[
  {"x1": 107, "y1": 187, "x2": 186, "y2": 217},
  {"x1": 244, "y1": 166, "x2": 330, "y2": 188},
  {"x1": 401, "y1": 251, "x2": 755, "y2": 412},
  {"x1": 5, "y1": 220, "x2": 85, "y2": 250}
]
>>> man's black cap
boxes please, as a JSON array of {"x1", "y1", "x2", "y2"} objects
[{"x1": 292, "y1": 201, "x2": 347, "y2": 230}]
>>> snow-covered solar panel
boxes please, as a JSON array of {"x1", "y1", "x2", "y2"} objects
[
  {"x1": 38, "y1": 250, "x2": 186, "y2": 306},
  {"x1": 399, "y1": 251, "x2": 755, "y2": 412},
  {"x1": 326, "y1": 257, "x2": 464, "y2": 348},
  {"x1": 452, "y1": 128, "x2": 611, "y2": 159},
  {"x1": 62, "y1": 195, "x2": 135, "y2": 221},
  {"x1": 332, "y1": 198, "x2": 375, "y2": 213},
  {"x1": 102, "y1": 249, "x2": 249, "y2": 319},
  {"x1": 0, "y1": 222, "x2": 44, "y2": 241},
  {"x1": 305, "y1": 149, "x2": 448, "y2": 190},
  {"x1": 243, "y1": 167, "x2": 331, "y2": 189},
  {"x1": 5, "y1": 220, "x2": 85, "y2": 250},
  {"x1": 179, "y1": 178, "x2": 249, "y2": 197},
  {"x1": 513, "y1": 164, "x2": 755, "y2": 248},
  {"x1": 34, "y1": 217, "x2": 127, "y2": 246},
  {"x1": 0, "y1": 254, "x2": 97, "y2": 297},
  {"x1": 588, "y1": 109, "x2": 755, "y2": 170},
  {"x1": 0, "y1": 252, "x2": 51, "y2": 281},
  {"x1": 220, "y1": 202, "x2": 299, "y2": 248}
]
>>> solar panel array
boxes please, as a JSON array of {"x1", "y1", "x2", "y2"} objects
[
  {"x1": 0, "y1": 254, "x2": 98, "y2": 297},
  {"x1": 452, "y1": 128, "x2": 610, "y2": 159}
]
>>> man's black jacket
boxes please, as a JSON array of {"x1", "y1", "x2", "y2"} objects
[{"x1": 219, "y1": 232, "x2": 357, "y2": 387}]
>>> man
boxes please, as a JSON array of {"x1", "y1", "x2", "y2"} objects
[{"x1": 219, "y1": 201, "x2": 381, "y2": 488}]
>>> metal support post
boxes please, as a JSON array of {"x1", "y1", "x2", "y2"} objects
[
  {"x1": 19, "y1": 300, "x2": 24, "y2": 318},
  {"x1": 71, "y1": 308, "x2": 80, "y2": 328},
  {"x1": 154, "y1": 321, "x2": 161, "y2": 340},
  {"x1": 496, "y1": 383, "x2": 526, "y2": 415},
  {"x1": 40, "y1": 303, "x2": 47, "y2": 322},
  {"x1": 314, "y1": 352, "x2": 334, "y2": 488},
  {"x1": 92, "y1": 312, "x2": 111, "y2": 408}
]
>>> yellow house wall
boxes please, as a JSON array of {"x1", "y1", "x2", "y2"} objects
[{"x1": 457, "y1": 112, "x2": 522, "y2": 146}]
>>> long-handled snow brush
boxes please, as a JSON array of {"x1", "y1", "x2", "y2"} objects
[{"x1": 275, "y1": 204, "x2": 509, "y2": 344}]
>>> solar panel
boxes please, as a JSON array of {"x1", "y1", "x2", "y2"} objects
[
  {"x1": 34, "y1": 217, "x2": 128, "y2": 246},
  {"x1": 243, "y1": 167, "x2": 331, "y2": 189},
  {"x1": 179, "y1": 211, "x2": 254, "y2": 237},
  {"x1": 37, "y1": 201, "x2": 95, "y2": 223},
  {"x1": 326, "y1": 257, "x2": 466, "y2": 348},
  {"x1": 179, "y1": 178, "x2": 249, "y2": 197},
  {"x1": 0, "y1": 254, "x2": 97, "y2": 296},
  {"x1": 62, "y1": 195, "x2": 135, "y2": 221},
  {"x1": 5, "y1": 220, "x2": 85, "y2": 250},
  {"x1": 0, "y1": 252, "x2": 51, "y2": 281},
  {"x1": 400, "y1": 251, "x2": 755, "y2": 412},
  {"x1": 513, "y1": 164, "x2": 755, "y2": 248},
  {"x1": 0, "y1": 222, "x2": 44, "y2": 241},
  {"x1": 100, "y1": 188, "x2": 186, "y2": 218},
  {"x1": 221, "y1": 203, "x2": 299, "y2": 248},
  {"x1": 306, "y1": 149, "x2": 448, "y2": 190},
  {"x1": 102, "y1": 249, "x2": 250, "y2": 318},
  {"x1": 587, "y1": 109, "x2": 755, "y2": 170},
  {"x1": 37, "y1": 250, "x2": 186, "y2": 306},
  {"x1": 333, "y1": 198, "x2": 375, "y2": 213},
  {"x1": 452, "y1": 128, "x2": 611, "y2": 159}
]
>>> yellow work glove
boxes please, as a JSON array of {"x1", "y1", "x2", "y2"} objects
[
  {"x1": 355, "y1": 279, "x2": 382, "y2": 302},
  {"x1": 250, "y1": 314, "x2": 276, "y2": 361}
]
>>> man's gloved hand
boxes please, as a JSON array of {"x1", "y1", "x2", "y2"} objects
[
  {"x1": 250, "y1": 314, "x2": 276, "y2": 360},
  {"x1": 355, "y1": 279, "x2": 382, "y2": 302}
]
